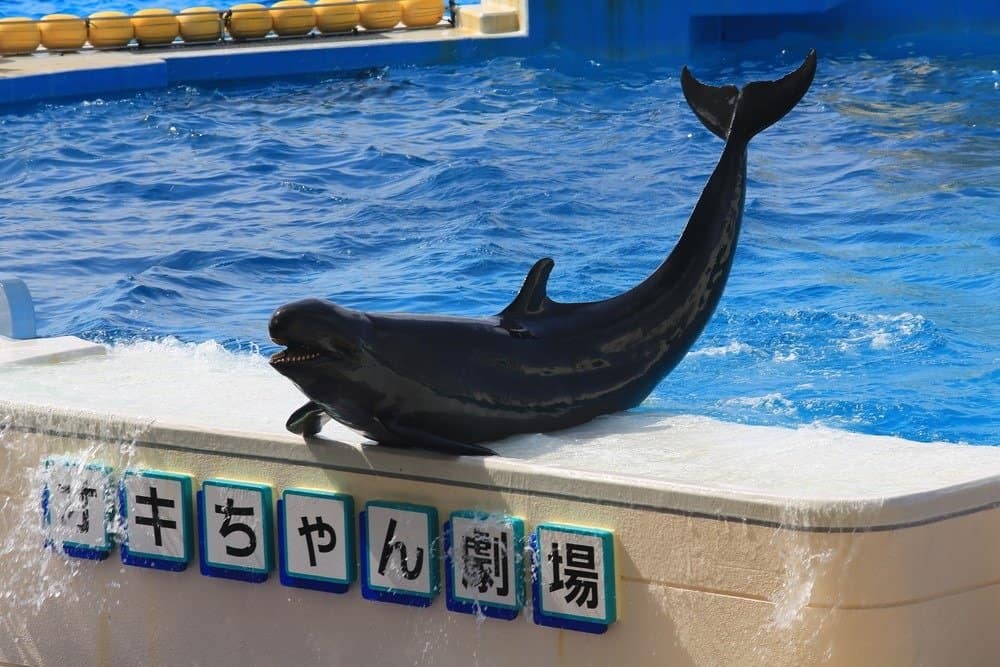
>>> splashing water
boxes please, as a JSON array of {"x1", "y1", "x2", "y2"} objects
[
  {"x1": 0, "y1": 408, "x2": 147, "y2": 656},
  {"x1": 753, "y1": 502, "x2": 872, "y2": 664}
]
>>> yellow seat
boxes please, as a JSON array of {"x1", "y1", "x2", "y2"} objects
[
  {"x1": 132, "y1": 8, "x2": 179, "y2": 46},
  {"x1": 358, "y1": 1, "x2": 401, "y2": 31},
  {"x1": 400, "y1": 0, "x2": 442, "y2": 28},
  {"x1": 0, "y1": 18, "x2": 40, "y2": 56},
  {"x1": 178, "y1": 7, "x2": 222, "y2": 43},
  {"x1": 88, "y1": 11, "x2": 133, "y2": 49},
  {"x1": 314, "y1": 0, "x2": 359, "y2": 34},
  {"x1": 271, "y1": 0, "x2": 315, "y2": 37},
  {"x1": 39, "y1": 14, "x2": 87, "y2": 51},
  {"x1": 227, "y1": 3, "x2": 272, "y2": 40}
]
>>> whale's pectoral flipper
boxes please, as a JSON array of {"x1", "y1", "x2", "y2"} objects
[
  {"x1": 500, "y1": 257, "x2": 555, "y2": 321},
  {"x1": 683, "y1": 50, "x2": 817, "y2": 143},
  {"x1": 384, "y1": 420, "x2": 498, "y2": 456},
  {"x1": 286, "y1": 401, "x2": 331, "y2": 436}
]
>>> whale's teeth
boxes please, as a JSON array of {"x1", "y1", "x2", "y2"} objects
[{"x1": 275, "y1": 351, "x2": 321, "y2": 364}]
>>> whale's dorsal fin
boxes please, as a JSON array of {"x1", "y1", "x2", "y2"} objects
[{"x1": 499, "y1": 257, "x2": 554, "y2": 320}]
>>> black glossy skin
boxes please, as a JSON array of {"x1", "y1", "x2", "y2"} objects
[{"x1": 269, "y1": 52, "x2": 817, "y2": 455}]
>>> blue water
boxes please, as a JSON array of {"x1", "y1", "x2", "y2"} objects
[{"x1": 0, "y1": 13, "x2": 997, "y2": 444}]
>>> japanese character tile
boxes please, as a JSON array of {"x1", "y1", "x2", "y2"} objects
[
  {"x1": 532, "y1": 523, "x2": 617, "y2": 633},
  {"x1": 445, "y1": 511, "x2": 524, "y2": 620},
  {"x1": 42, "y1": 458, "x2": 114, "y2": 560},
  {"x1": 198, "y1": 479, "x2": 273, "y2": 583},
  {"x1": 278, "y1": 488, "x2": 355, "y2": 594},
  {"x1": 360, "y1": 500, "x2": 439, "y2": 607},
  {"x1": 119, "y1": 470, "x2": 193, "y2": 571}
]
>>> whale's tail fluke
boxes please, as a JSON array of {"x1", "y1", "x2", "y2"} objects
[{"x1": 682, "y1": 50, "x2": 817, "y2": 143}]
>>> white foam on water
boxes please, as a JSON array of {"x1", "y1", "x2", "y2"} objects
[
  {"x1": 722, "y1": 392, "x2": 799, "y2": 416},
  {"x1": 494, "y1": 413, "x2": 1000, "y2": 501},
  {"x1": 688, "y1": 340, "x2": 754, "y2": 357},
  {"x1": 0, "y1": 337, "x2": 323, "y2": 437},
  {"x1": 833, "y1": 312, "x2": 927, "y2": 353},
  {"x1": 773, "y1": 349, "x2": 799, "y2": 362},
  {"x1": 1, "y1": 339, "x2": 998, "y2": 502}
]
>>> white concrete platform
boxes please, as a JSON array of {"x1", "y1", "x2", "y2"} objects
[
  {"x1": 0, "y1": 340, "x2": 996, "y2": 526},
  {"x1": 0, "y1": 335, "x2": 106, "y2": 366},
  {"x1": 1, "y1": 341, "x2": 998, "y2": 665}
]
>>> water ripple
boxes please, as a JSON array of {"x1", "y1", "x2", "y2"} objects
[{"x1": 0, "y1": 45, "x2": 996, "y2": 445}]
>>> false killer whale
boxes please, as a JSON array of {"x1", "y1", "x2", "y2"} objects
[{"x1": 269, "y1": 51, "x2": 817, "y2": 456}]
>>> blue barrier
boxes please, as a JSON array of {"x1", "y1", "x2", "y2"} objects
[
  {"x1": 526, "y1": 0, "x2": 1000, "y2": 57},
  {"x1": 0, "y1": 279, "x2": 37, "y2": 340},
  {"x1": 0, "y1": 1, "x2": 997, "y2": 105}
]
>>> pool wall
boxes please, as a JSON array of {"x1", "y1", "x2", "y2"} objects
[
  {"x1": 2, "y1": 403, "x2": 999, "y2": 666},
  {"x1": 1, "y1": 0, "x2": 998, "y2": 105},
  {"x1": 0, "y1": 2, "x2": 531, "y2": 105}
]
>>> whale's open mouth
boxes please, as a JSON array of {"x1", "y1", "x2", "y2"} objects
[
  {"x1": 269, "y1": 334, "x2": 358, "y2": 366},
  {"x1": 270, "y1": 347, "x2": 322, "y2": 365}
]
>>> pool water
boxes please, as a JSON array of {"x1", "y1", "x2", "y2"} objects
[{"x1": 0, "y1": 18, "x2": 997, "y2": 445}]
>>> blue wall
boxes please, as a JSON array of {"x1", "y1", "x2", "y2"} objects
[{"x1": 528, "y1": 0, "x2": 1000, "y2": 58}]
